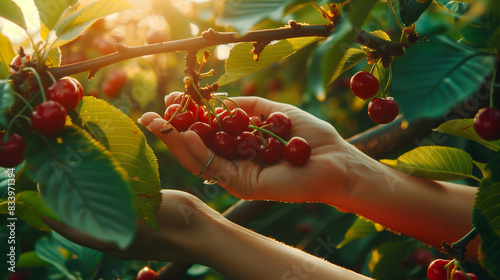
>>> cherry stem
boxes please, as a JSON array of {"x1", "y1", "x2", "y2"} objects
[
  {"x1": 387, "y1": 0, "x2": 404, "y2": 31},
  {"x1": 4, "y1": 107, "x2": 32, "y2": 141},
  {"x1": 23, "y1": 67, "x2": 47, "y2": 102},
  {"x1": 490, "y1": 68, "x2": 496, "y2": 107},
  {"x1": 451, "y1": 227, "x2": 478, "y2": 262},
  {"x1": 248, "y1": 125, "x2": 288, "y2": 146},
  {"x1": 385, "y1": 64, "x2": 393, "y2": 97},
  {"x1": 190, "y1": 81, "x2": 223, "y2": 130},
  {"x1": 212, "y1": 95, "x2": 233, "y2": 117}
]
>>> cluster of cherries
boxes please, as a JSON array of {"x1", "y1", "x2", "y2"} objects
[
  {"x1": 350, "y1": 71, "x2": 500, "y2": 141},
  {"x1": 349, "y1": 71, "x2": 399, "y2": 125},
  {"x1": 427, "y1": 259, "x2": 478, "y2": 280},
  {"x1": 0, "y1": 55, "x2": 84, "y2": 168},
  {"x1": 164, "y1": 94, "x2": 311, "y2": 166}
]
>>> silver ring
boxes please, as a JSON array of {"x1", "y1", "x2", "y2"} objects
[{"x1": 197, "y1": 151, "x2": 215, "y2": 178}]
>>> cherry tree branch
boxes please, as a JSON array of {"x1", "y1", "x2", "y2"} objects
[{"x1": 48, "y1": 25, "x2": 405, "y2": 79}]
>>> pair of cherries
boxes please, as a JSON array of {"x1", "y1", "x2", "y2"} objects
[{"x1": 164, "y1": 96, "x2": 311, "y2": 166}]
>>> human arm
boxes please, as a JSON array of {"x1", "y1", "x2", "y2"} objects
[
  {"x1": 45, "y1": 189, "x2": 371, "y2": 279},
  {"x1": 139, "y1": 94, "x2": 479, "y2": 259}
]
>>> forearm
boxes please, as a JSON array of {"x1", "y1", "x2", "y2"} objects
[
  {"x1": 334, "y1": 144, "x2": 479, "y2": 259},
  {"x1": 194, "y1": 218, "x2": 371, "y2": 280}
]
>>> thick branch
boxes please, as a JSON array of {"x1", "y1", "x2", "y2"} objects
[{"x1": 48, "y1": 25, "x2": 333, "y2": 79}]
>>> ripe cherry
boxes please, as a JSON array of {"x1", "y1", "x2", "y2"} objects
[
  {"x1": 136, "y1": 267, "x2": 158, "y2": 280},
  {"x1": 164, "y1": 104, "x2": 196, "y2": 132},
  {"x1": 368, "y1": 97, "x2": 399, "y2": 124},
  {"x1": 258, "y1": 137, "x2": 284, "y2": 164},
  {"x1": 427, "y1": 259, "x2": 454, "y2": 280},
  {"x1": 62, "y1": 77, "x2": 84, "y2": 100},
  {"x1": 236, "y1": 131, "x2": 262, "y2": 160},
  {"x1": 188, "y1": 122, "x2": 214, "y2": 146},
  {"x1": 31, "y1": 101, "x2": 67, "y2": 136},
  {"x1": 350, "y1": 71, "x2": 379, "y2": 100},
  {"x1": 46, "y1": 78, "x2": 81, "y2": 112},
  {"x1": 211, "y1": 131, "x2": 238, "y2": 159},
  {"x1": 453, "y1": 270, "x2": 479, "y2": 280},
  {"x1": 221, "y1": 108, "x2": 249, "y2": 137},
  {"x1": 284, "y1": 137, "x2": 311, "y2": 166},
  {"x1": 265, "y1": 112, "x2": 292, "y2": 139},
  {"x1": 0, "y1": 132, "x2": 27, "y2": 168},
  {"x1": 473, "y1": 107, "x2": 500, "y2": 141},
  {"x1": 102, "y1": 69, "x2": 127, "y2": 98}
]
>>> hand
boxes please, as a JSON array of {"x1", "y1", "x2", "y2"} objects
[
  {"x1": 139, "y1": 94, "x2": 352, "y2": 204},
  {"x1": 43, "y1": 190, "x2": 224, "y2": 263}
]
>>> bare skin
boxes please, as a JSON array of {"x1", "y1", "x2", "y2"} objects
[{"x1": 46, "y1": 94, "x2": 479, "y2": 279}]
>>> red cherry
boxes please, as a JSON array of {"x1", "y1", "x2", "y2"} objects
[
  {"x1": 453, "y1": 270, "x2": 478, "y2": 280},
  {"x1": 236, "y1": 131, "x2": 262, "y2": 160},
  {"x1": 265, "y1": 112, "x2": 292, "y2": 139},
  {"x1": 211, "y1": 109, "x2": 230, "y2": 132},
  {"x1": 350, "y1": 71, "x2": 379, "y2": 100},
  {"x1": 31, "y1": 101, "x2": 67, "y2": 136},
  {"x1": 93, "y1": 36, "x2": 116, "y2": 55},
  {"x1": 211, "y1": 131, "x2": 238, "y2": 159},
  {"x1": 136, "y1": 267, "x2": 158, "y2": 280},
  {"x1": 0, "y1": 132, "x2": 27, "y2": 168},
  {"x1": 188, "y1": 122, "x2": 215, "y2": 146},
  {"x1": 164, "y1": 104, "x2": 196, "y2": 132},
  {"x1": 258, "y1": 137, "x2": 284, "y2": 164},
  {"x1": 368, "y1": 97, "x2": 399, "y2": 124},
  {"x1": 47, "y1": 78, "x2": 81, "y2": 112},
  {"x1": 427, "y1": 259, "x2": 454, "y2": 280},
  {"x1": 284, "y1": 137, "x2": 311, "y2": 166},
  {"x1": 62, "y1": 77, "x2": 84, "y2": 100},
  {"x1": 102, "y1": 69, "x2": 127, "y2": 98},
  {"x1": 473, "y1": 107, "x2": 500, "y2": 141},
  {"x1": 221, "y1": 108, "x2": 249, "y2": 137}
]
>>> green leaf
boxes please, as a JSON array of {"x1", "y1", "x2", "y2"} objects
[
  {"x1": 306, "y1": 0, "x2": 378, "y2": 101},
  {"x1": 368, "y1": 240, "x2": 420, "y2": 279},
  {"x1": 390, "y1": 35, "x2": 495, "y2": 123},
  {"x1": 398, "y1": 0, "x2": 432, "y2": 26},
  {"x1": 52, "y1": 0, "x2": 132, "y2": 49},
  {"x1": 0, "y1": 79, "x2": 15, "y2": 128},
  {"x1": 216, "y1": 0, "x2": 298, "y2": 34},
  {"x1": 473, "y1": 181, "x2": 500, "y2": 279},
  {"x1": 337, "y1": 217, "x2": 384, "y2": 248},
  {"x1": 26, "y1": 125, "x2": 137, "y2": 249},
  {"x1": 45, "y1": 47, "x2": 61, "y2": 68},
  {"x1": 16, "y1": 251, "x2": 50, "y2": 269},
  {"x1": 0, "y1": 0, "x2": 26, "y2": 29},
  {"x1": 0, "y1": 33, "x2": 16, "y2": 79},
  {"x1": 35, "y1": 231, "x2": 101, "y2": 280},
  {"x1": 329, "y1": 48, "x2": 366, "y2": 84},
  {"x1": 380, "y1": 146, "x2": 478, "y2": 181},
  {"x1": 217, "y1": 37, "x2": 320, "y2": 86},
  {"x1": 33, "y1": 0, "x2": 71, "y2": 32},
  {"x1": 72, "y1": 97, "x2": 161, "y2": 229},
  {"x1": 0, "y1": 191, "x2": 59, "y2": 231},
  {"x1": 434, "y1": 119, "x2": 500, "y2": 151}
]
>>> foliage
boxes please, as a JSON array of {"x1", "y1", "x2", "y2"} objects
[{"x1": 0, "y1": 0, "x2": 499, "y2": 279}]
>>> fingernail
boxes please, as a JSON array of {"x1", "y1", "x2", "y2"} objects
[{"x1": 147, "y1": 118, "x2": 169, "y2": 133}]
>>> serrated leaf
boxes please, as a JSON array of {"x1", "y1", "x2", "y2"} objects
[
  {"x1": 0, "y1": 79, "x2": 15, "y2": 128},
  {"x1": 0, "y1": 33, "x2": 16, "y2": 79},
  {"x1": 390, "y1": 35, "x2": 495, "y2": 123},
  {"x1": 35, "y1": 231, "x2": 101, "y2": 280},
  {"x1": 0, "y1": 191, "x2": 59, "y2": 231},
  {"x1": 33, "y1": 0, "x2": 71, "y2": 32},
  {"x1": 434, "y1": 119, "x2": 500, "y2": 151},
  {"x1": 0, "y1": 0, "x2": 27, "y2": 29},
  {"x1": 217, "y1": 37, "x2": 319, "y2": 86},
  {"x1": 473, "y1": 160, "x2": 490, "y2": 180},
  {"x1": 45, "y1": 47, "x2": 61, "y2": 68},
  {"x1": 329, "y1": 48, "x2": 366, "y2": 84},
  {"x1": 50, "y1": 0, "x2": 133, "y2": 49},
  {"x1": 473, "y1": 181, "x2": 500, "y2": 279},
  {"x1": 337, "y1": 217, "x2": 384, "y2": 248},
  {"x1": 26, "y1": 125, "x2": 137, "y2": 249},
  {"x1": 399, "y1": 0, "x2": 432, "y2": 26},
  {"x1": 216, "y1": 0, "x2": 296, "y2": 34},
  {"x1": 380, "y1": 146, "x2": 478, "y2": 181},
  {"x1": 72, "y1": 97, "x2": 161, "y2": 229}
]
